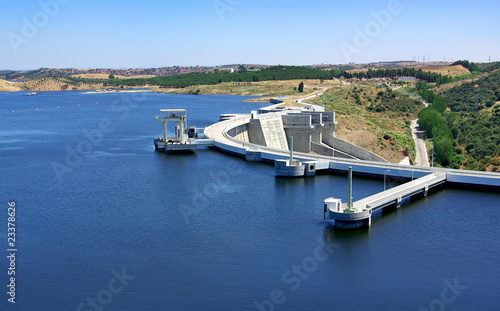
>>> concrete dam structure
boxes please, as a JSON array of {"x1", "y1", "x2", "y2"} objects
[
  {"x1": 225, "y1": 109, "x2": 385, "y2": 162},
  {"x1": 202, "y1": 102, "x2": 500, "y2": 230}
]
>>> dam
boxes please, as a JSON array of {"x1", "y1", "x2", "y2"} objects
[{"x1": 201, "y1": 100, "x2": 500, "y2": 229}]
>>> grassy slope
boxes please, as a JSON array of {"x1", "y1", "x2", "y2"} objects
[
  {"x1": 307, "y1": 85, "x2": 423, "y2": 163},
  {"x1": 158, "y1": 79, "x2": 336, "y2": 101},
  {"x1": 18, "y1": 77, "x2": 104, "y2": 91},
  {"x1": 0, "y1": 79, "x2": 22, "y2": 91}
]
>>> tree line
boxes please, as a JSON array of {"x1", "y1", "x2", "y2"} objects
[
  {"x1": 417, "y1": 70, "x2": 500, "y2": 171},
  {"x1": 416, "y1": 83, "x2": 456, "y2": 167},
  {"x1": 68, "y1": 65, "x2": 474, "y2": 89}
]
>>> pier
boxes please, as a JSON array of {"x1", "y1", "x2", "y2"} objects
[{"x1": 324, "y1": 169, "x2": 447, "y2": 229}]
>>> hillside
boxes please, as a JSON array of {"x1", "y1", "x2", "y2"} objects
[
  {"x1": 416, "y1": 68, "x2": 500, "y2": 171},
  {"x1": 19, "y1": 77, "x2": 104, "y2": 91},
  {"x1": 419, "y1": 65, "x2": 470, "y2": 77},
  {"x1": 161, "y1": 79, "x2": 335, "y2": 99},
  {"x1": 0, "y1": 79, "x2": 22, "y2": 91},
  {"x1": 307, "y1": 85, "x2": 423, "y2": 163},
  {"x1": 0, "y1": 65, "x2": 269, "y2": 81}
]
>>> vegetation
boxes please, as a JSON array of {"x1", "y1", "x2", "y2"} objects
[
  {"x1": 310, "y1": 85, "x2": 421, "y2": 162},
  {"x1": 441, "y1": 70, "x2": 500, "y2": 112},
  {"x1": 61, "y1": 65, "x2": 480, "y2": 89},
  {"x1": 417, "y1": 69, "x2": 500, "y2": 170},
  {"x1": 451, "y1": 60, "x2": 481, "y2": 73},
  {"x1": 454, "y1": 107, "x2": 500, "y2": 171},
  {"x1": 479, "y1": 61, "x2": 500, "y2": 73},
  {"x1": 298, "y1": 81, "x2": 304, "y2": 93}
]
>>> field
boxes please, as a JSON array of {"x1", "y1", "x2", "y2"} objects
[
  {"x1": 419, "y1": 65, "x2": 470, "y2": 77},
  {"x1": 159, "y1": 79, "x2": 339, "y2": 101}
]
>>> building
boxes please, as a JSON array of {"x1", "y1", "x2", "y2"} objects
[{"x1": 398, "y1": 76, "x2": 416, "y2": 82}]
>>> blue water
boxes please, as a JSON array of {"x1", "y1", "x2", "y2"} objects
[{"x1": 0, "y1": 91, "x2": 499, "y2": 310}]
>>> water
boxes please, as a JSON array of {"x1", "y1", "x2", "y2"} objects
[{"x1": 0, "y1": 91, "x2": 499, "y2": 310}]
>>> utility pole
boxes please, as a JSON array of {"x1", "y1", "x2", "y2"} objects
[
  {"x1": 384, "y1": 170, "x2": 390, "y2": 191},
  {"x1": 347, "y1": 166, "x2": 353, "y2": 212}
]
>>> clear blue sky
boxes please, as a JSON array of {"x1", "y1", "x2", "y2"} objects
[{"x1": 1, "y1": 0, "x2": 499, "y2": 70}]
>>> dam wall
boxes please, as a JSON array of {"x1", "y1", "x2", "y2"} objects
[
  {"x1": 332, "y1": 137, "x2": 387, "y2": 163},
  {"x1": 227, "y1": 123, "x2": 249, "y2": 142},
  {"x1": 311, "y1": 141, "x2": 334, "y2": 156},
  {"x1": 282, "y1": 114, "x2": 312, "y2": 153},
  {"x1": 226, "y1": 111, "x2": 381, "y2": 161},
  {"x1": 248, "y1": 114, "x2": 289, "y2": 150}
]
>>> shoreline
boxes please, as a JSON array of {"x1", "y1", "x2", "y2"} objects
[{"x1": 80, "y1": 89, "x2": 154, "y2": 94}]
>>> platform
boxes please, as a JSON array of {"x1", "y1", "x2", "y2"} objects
[
  {"x1": 154, "y1": 109, "x2": 214, "y2": 152},
  {"x1": 324, "y1": 172, "x2": 447, "y2": 229}
]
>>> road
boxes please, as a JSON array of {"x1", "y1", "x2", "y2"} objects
[{"x1": 411, "y1": 119, "x2": 429, "y2": 167}]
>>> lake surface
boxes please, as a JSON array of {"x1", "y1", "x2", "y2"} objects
[{"x1": 0, "y1": 91, "x2": 499, "y2": 310}]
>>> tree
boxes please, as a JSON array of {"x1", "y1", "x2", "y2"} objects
[
  {"x1": 238, "y1": 65, "x2": 247, "y2": 73},
  {"x1": 109, "y1": 74, "x2": 115, "y2": 79},
  {"x1": 298, "y1": 81, "x2": 304, "y2": 93}
]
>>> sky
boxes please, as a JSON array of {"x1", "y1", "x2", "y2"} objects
[{"x1": 1, "y1": 0, "x2": 499, "y2": 70}]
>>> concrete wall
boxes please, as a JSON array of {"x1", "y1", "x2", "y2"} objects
[
  {"x1": 248, "y1": 115, "x2": 289, "y2": 150},
  {"x1": 282, "y1": 114, "x2": 311, "y2": 127},
  {"x1": 260, "y1": 116, "x2": 289, "y2": 150},
  {"x1": 322, "y1": 123, "x2": 335, "y2": 146},
  {"x1": 282, "y1": 114, "x2": 312, "y2": 153},
  {"x1": 248, "y1": 119, "x2": 266, "y2": 146},
  {"x1": 227, "y1": 123, "x2": 249, "y2": 142},
  {"x1": 311, "y1": 125, "x2": 322, "y2": 144},
  {"x1": 311, "y1": 141, "x2": 334, "y2": 156},
  {"x1": 297, "y1": 112, "x2": 335, "y2": 147},
  {"x1": 332, "y1": 137, "x2": 387, "y2": 163},
  {"x1": 284, "y1": 128, "x2": 311, "y2": 153}
]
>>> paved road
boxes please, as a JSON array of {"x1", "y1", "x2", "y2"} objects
[{"x1": 411, "y1": 119, "x2": 429, "y2": 167}]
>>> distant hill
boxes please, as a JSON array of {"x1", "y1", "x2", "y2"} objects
[{"x1": 0, "y1": 64, "x2": 270, "y2": 81}]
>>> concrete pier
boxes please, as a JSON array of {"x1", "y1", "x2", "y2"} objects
[{"x1": 324, "y1": 172, "x2": 447, "y2": 229}]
